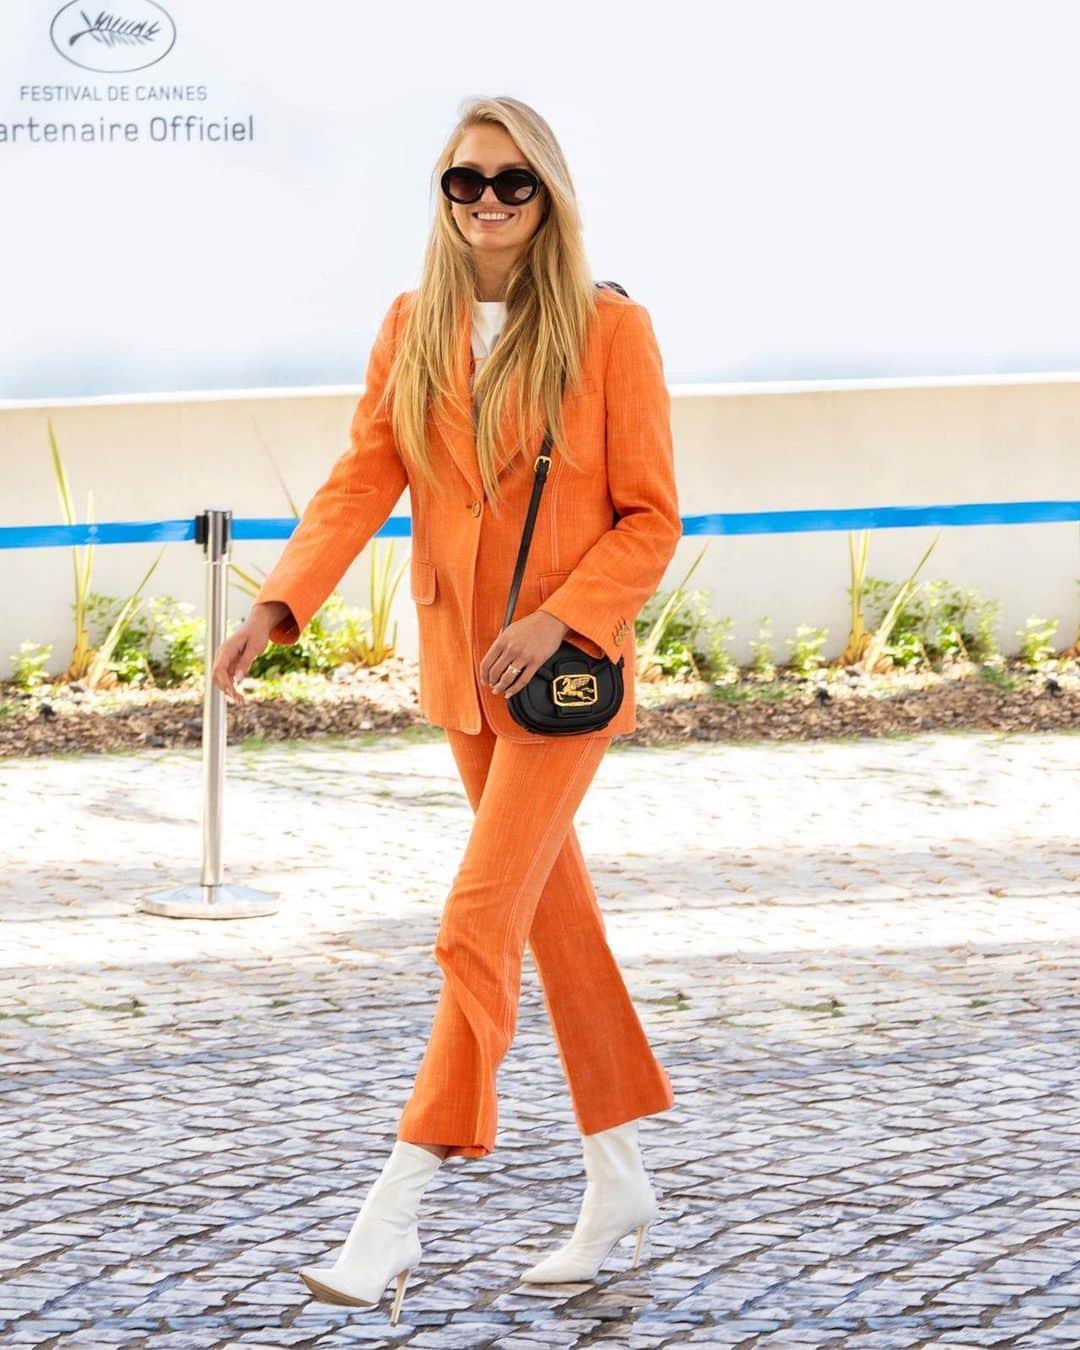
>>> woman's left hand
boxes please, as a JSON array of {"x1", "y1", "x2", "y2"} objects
[{"x1": 481, "y1": 611, "x2": 569, "y2": 698}]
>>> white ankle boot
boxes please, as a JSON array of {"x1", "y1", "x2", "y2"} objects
[
  {"x1": 521, "y1": 1118, "x2": 658, "y2": 1283},
  {"x1": 298, "y1": 1140, "x2": 443, "y2": 1322}
]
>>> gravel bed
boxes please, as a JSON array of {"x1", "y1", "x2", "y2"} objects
[{"x1": 2, "y1": 655, "x2": 1077, "y2": 757}]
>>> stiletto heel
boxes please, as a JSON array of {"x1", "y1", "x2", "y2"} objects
[
  {"x1": 389, "y1": 1267, "x2": 411, "y2": 1325},
  {"x1": 629, "y1": 1221, "x2": 648, "y2": 1268}
]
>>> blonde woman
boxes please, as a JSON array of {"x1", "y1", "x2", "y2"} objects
[{"x1": 212, "y1": 95, "x2": 682, "y2": 1324}]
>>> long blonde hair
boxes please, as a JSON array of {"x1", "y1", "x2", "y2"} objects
[{"x1": 383, "y1": 96, "x2": 600, "y2": 516}]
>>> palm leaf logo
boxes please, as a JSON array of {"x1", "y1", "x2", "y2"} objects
[{"x1": 69, "y1": 10, "x2": 162, "y2": 47}]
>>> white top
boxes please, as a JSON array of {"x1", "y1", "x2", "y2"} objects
[{"x1": 470, "y1": 298, "x2": 507, "y2": 388}]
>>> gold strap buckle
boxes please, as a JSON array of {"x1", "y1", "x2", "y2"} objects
[{"x1": 534, "y1": 453, "x2": 552, "y2": 473}]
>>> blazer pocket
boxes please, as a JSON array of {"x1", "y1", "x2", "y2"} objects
[
  {"x1": 538, "y1": 569, "x2": 571, "y2": 600},
  {"x1": 410, "y1": 558, "x2": 437, "y2": 605}
]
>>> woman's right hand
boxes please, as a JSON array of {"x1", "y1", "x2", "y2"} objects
[{"x1": 211, "y1": 602, "x2": 289, "y2": 706}]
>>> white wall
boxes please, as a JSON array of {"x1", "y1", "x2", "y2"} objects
[{"x1": 2, "y1": 375, "x2": 1078, "y2": 681}]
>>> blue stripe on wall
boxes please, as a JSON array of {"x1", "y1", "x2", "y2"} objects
[{"x1": 1, "y1": 500, "x2": 1078, "y2": 550}]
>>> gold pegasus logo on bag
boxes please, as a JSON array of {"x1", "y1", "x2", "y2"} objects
[{"x1": 552, "y1": 673, "x2": 598, "y2": 706}]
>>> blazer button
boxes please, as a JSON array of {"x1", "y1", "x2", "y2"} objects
[{"x1": 470, "y1": 499, "x2": 482, "y2": 516}]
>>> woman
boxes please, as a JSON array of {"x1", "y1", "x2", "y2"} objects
[{"x1": 212, "y1": 95, "x2": 683, "y2": 1324}]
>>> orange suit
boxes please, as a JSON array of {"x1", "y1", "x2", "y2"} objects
[
  {"x1": 254, "y1": 286, "x2": 682, "y2": 1155},
  {"x1": 253, "y1": 285, "x2": 683, "y2": 743}
]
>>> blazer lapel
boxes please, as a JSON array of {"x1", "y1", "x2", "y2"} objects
[{"x1": 431, "y1": 300, "x2": 545, "y2": 495}]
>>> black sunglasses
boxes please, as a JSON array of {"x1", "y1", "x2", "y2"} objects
[{"x1": 440, "y1": 166, "x2": 542, "y2": 207}]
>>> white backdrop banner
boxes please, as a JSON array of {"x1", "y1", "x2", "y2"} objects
[{"x1": 3, "y1": 0, "x2": 1080, "y2": 399}]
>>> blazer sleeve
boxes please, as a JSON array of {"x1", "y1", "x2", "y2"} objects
[
  {"x1": 252, "y1": 291, "x2": 409, "y2": 645},
  {"x1": 537, "y1": 301, "x2": 683, "y2": 664}
]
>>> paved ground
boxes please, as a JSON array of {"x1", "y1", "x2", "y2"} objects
[{"x1": 1, "y1": 725, "x2": 1078, "y2": 1349}]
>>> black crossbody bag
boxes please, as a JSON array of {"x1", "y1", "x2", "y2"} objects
[{"x1": 502, "y1": 281, "x2": 629, "y2": 736}]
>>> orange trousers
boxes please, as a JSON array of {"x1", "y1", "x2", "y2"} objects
[{"x1": 396, "y1": 706, "x2": 675, "y2": 1159}]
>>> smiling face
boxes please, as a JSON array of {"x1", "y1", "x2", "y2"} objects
[{"x1": 446, "y1": 122, "x2": 547, "y2": 259}]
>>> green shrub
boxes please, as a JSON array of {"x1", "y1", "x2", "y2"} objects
[
  {"x1": 9, "y1": 641, "x2": 53, "y2": 692},
  {"x1": 862, "y1": 576, "x2": 1001, "y2": 667},
  {"x1": 77, "y1": 589, "x2": 377, "y2": 686},
  {"x1": 786, "y1": 624, "x2": 828, "y2": 676},
  {"x1": 83, "y1": 591, "x2": 153, "y2": 683},
  {"x1": 150, "y1": 596, "x2": 205, "y2": 682},
  {"x1": 83, "y1": 591, "x2": 206, "y2": 685},
  {"x1": 249, "y1": 592, "x2": 372, "y2": 678},
  {"x1": 749, "y1": 619, "x2": 776, "y2": 679},
  {"x1": 635, "y1": 589, "x2": 734, "y2": 679},
  {"x1": 1016, "y1": 616, "x2": 1059, "y2": 669}
]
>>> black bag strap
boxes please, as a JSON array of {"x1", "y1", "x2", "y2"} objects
[
  {"x1": 501, "y1": 425, "x2": 555, "y2": 631},
  {"x1": 501, "y1": 281, "x2": 627, "y2": 632}
]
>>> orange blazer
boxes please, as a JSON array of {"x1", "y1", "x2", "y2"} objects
[{"x1": 253, "y1": 285, "x2": 683, "y2": 742}]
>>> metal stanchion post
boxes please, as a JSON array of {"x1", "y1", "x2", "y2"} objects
[{"x1": 140, "y1": 508, "x2": 279, "y2": 918}]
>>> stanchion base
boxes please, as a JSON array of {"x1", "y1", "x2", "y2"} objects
[{"x1": 138, "y1": 884, "x2": 279, "y2": 919}]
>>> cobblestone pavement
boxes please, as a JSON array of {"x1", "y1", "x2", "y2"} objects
[{"x1": 1, "y1": 726, "x2": 1078, "y2": 1349}]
